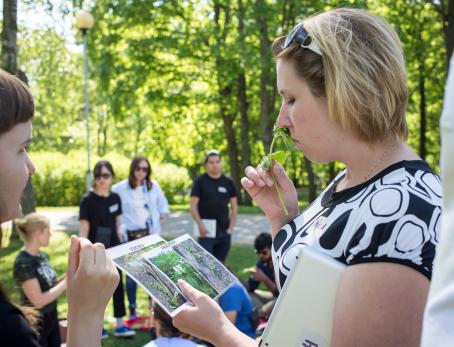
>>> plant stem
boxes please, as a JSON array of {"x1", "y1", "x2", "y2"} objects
[{"x1": 269, "y1": 137, "x2": 289, "y2": 216}]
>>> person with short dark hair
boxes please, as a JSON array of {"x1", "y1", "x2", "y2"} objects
[
  {"x1": 79, "y1": 160, "x2": 135, "y2": 338},
  {"x1": 0, "y1": 68, "x2": 119, "y2": 347},
  {"x1": 190, "y1": 150, "x2": 238, "y2": 263},
  {"x1": 245, "y1": 233, "x2": 277, "y2": 319}
]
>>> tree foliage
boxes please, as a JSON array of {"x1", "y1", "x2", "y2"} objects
[{"x1": 8, "y1": 0, "x2": 450, "y2": 205}]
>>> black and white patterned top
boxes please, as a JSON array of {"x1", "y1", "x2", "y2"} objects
[{"x1": 272, "y1": 160, "x2": 442, "y2": 290}]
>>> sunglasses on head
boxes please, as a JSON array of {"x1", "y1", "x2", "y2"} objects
[
  {"x1": 283, "y1": 22, "x2": 322, "y2": 56},
  {"x1": 94, "y1": 173, "x2": 112, "y2": 180},
  {"x1": 135, "y1": 166, "x2": 149, "y2": 173}
]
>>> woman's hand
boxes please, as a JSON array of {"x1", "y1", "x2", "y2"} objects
[
  {"x1": 241, "y1": 161, "x2": 299, "y2": 233},
  {"x1": 66, "y1": 236, "x2": 119, "y2": 347},
  {"x1": 173, "y1": 280, "x2": 257, "y2": 347}
]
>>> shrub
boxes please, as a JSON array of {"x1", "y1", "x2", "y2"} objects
[{"x1": 30, "y1": 151, "x2": 191, "y2": 206}]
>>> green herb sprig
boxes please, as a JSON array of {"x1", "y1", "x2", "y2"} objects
[{"x1": 258, "y1": 125, "x2": 294, "y2": 216}]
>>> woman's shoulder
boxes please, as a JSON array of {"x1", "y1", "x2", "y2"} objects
[
  {"x1": 0, "y1": 299, "x2": 40, "y2": 346},
  {"x1": 112, "y1": 179, "x2": 129, "y2": 191}
]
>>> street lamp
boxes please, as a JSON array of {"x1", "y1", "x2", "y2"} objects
[{"x1": 75, "y1": 10, "x2": 95, "y2": 192}]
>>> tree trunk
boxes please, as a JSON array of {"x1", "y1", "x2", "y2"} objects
[
  {"x1": 304, "y1": 157, "x2": 317, "y2": 203},
  {"x1": 255, "y1": 0, "x2": 275, "y2": 153},
  {"x1": 214, "y1": 1, "x2": 243, "y2": 204},
  {"x1": 237, "y1": 73, "x2": 252, "y2": 205},
  {"x1": 221, "y1": 105, "x2": 243, "y2": 205},
  {"x1": 237, "y1": 0, "x2": 252, "y2": 205},
  {"x1": 1, "y1": 0, "x2": 17, "y2": 73}
]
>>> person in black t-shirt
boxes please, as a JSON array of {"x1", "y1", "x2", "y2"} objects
[
  {"x1": 79, "y1": 160, "x2": 135, "y2": 338},
  {"x1": 13, "y1": 213, "x2": 66, "y2": 347},
  {"x1": 190, "y1": 150, "x2": 238, "y2": 263}
]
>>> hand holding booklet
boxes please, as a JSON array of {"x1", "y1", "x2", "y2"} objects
[{"x1": 106, "y1": 234, "x2": 236, "y2": 316}]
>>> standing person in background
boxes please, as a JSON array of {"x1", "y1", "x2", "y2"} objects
[
  {"x1": 112, "y1": 156, "x2": 169, "y2": 320},
  {"x1": 13, "y1": 213, "x2": 66, "y2": 347},
  {"x1": 190, "y1": 150, "x2": 238, "y2": 263},
  {"x1": 79, "y1": 160, "x2": 135, "y2": 339}
]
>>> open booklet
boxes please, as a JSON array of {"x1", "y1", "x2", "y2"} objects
[{"x1": 106, "y1": 234, "x2": 237, "y2": 317}]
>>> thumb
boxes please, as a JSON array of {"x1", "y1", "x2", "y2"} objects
[
  {"x1": 272, "y1": 161, "x2": 293, "y2": 190},
  {"x1": 177, "y1": 279, "x2": 204, "y2": 304},
  {"x1": 67, "y1": 235, "x2": 80, "y2": 279}
]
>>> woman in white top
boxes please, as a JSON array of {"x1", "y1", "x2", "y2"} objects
[{"x1": 112, "y1": 156, "x2": 169, "y2": 320}]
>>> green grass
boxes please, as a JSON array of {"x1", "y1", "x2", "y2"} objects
[{"x1": 0, "y1": 228, "x2": 257, "y2": 347}]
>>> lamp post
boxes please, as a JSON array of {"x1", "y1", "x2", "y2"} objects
[{"x1": 75, "y1": 10, "x2": 95, "y2": 192}]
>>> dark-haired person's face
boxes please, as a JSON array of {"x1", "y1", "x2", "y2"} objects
[
  {"x1": 205, "y1": 155, "x2": 221, "y2": 176},
  {"x1": 134, "y1": 160, "x2": 149, "y2": 183},
  {"x1": 256, "y1": 247, "x2": 271, "y2": 262},
  {"x1": 0, "y1": 121, "x2": 35, "y2": 222},
  {"x1": 94, "y1": 166, "x2": 113, "y2": 190}
]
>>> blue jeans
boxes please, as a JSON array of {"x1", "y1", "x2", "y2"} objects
[
  {"x1": 126, "y1": 275, "x2": 137, "y2": 313},
  {"x1": 198, "y1": 233, "x2": 231, "y2": 263}
]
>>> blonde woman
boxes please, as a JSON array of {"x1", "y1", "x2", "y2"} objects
[
  {"x1": 172, "y1": 8, "x2": 442, "y2": 347},
  {"x1": 13, "y1": 213, "x2": 66, "y2": 347}
]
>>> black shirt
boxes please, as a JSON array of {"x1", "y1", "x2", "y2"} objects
[
  {"x1": 190, "y1": 173, "x2": 237, "y2": 234},
  {"x1": 0, "y1": 299, "x2": 40, "y2": 347},
  {"x1": 79, "y1": 191, "x2": 122, "y2": 247},
  {"x1": 13, "y1": 251, "x2": 57, "y2": 314}
]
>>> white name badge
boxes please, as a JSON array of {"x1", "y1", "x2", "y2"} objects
[
  {"x1": 218, "y1": 186, "x2": 227, "y2": 193},
  {"x1": 109, "y1": 204, "x2": 119, "y2": 213}
]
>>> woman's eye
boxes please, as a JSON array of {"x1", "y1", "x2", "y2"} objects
[
  {"x1": 286, "y1": 98, "x2": 295, "y2": 105},
  {"x1": 20, "y1": 146, "x2": 28, "y2": 153}
]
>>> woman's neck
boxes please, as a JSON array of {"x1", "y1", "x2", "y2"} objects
[
  {"x1": 337, "y1": 138, "x2": 419, "y2": 191},
  {"x1": 24, "y1": 240, "x2": 41, "y2": 256},
  {"x1": 94, "y1": 187, "x2": 110, "y2": 197}
]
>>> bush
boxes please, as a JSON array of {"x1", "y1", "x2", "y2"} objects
[{"x1": 30, "y1": 151, "x2": 191, "y2": 206}]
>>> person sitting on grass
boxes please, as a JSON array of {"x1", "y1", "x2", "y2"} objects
[
  {"x1": 218, "y1": 280, "x2": 256, "y2": 340},
  {"x1": 244, "y1": 232, "x2": 277, "y2": 319},
  {"x1": 13, "y1": 213, "x2": 66, "y2": 347},
  {"x1": 144, "y1": 303, "x2": 204, "y2": 347}
]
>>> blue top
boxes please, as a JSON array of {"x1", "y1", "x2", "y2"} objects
[
  {"x1": 247, "y1": 259, "x2": 279, "y2": 297},
  {"x1": 219, "y1": 281, "x2": 256, "y2": 339}
]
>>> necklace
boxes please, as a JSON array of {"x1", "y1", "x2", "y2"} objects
[
  {"x1": 361, "y1": 141, "x2": 398, "y2": 183},
  {"x1": 336, "y1": 141, "x2": 399, "y2": 192}
]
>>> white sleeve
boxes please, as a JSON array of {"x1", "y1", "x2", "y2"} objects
[
  {"x1": 154, "y1": 181, "x2": 170, "y2": 214},
  {"x1": 421, "y1": 53, "x2": 454, "y2": 346}
]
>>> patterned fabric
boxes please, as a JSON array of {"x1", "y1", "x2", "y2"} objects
[
  {"x1": 13, "y1": 251, "x2": 58, "y2": 313},
  {"x1": 272, "y1": 160, "x2": 442, "y2": 290}
]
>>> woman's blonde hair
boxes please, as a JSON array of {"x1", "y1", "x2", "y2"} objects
[
  {"x1": 15, "y1": 213, "x2": 49, "y2": 241},
  {"x1": 272, "y1": 8, "x2": 408, "y2": 143}
]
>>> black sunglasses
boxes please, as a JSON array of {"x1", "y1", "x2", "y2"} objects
[
  {"x1": 134, "y1": 166, "x2": 149, "y2": 173},
  {"x1": 283, "y1": 22, "x2": 322, "y2": 56},
  {"x1": 95, "y1": 173, "x2": 112, "y2": 180}
]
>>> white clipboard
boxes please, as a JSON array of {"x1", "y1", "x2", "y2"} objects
[
  {"x1": 259, "y1": 246, "x2": 346, "y2": 347},
  {"x1": 193, "y1": 219, "x2": 216, "y2": 238}
]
